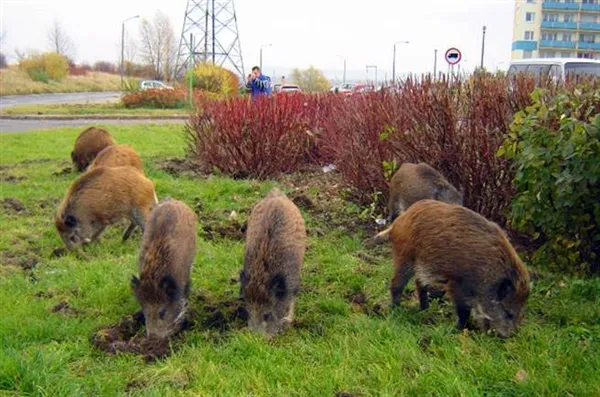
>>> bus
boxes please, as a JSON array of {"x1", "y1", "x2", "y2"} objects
[{"x1": 507, "y1": 58, "x2": 600, "y2": 80}]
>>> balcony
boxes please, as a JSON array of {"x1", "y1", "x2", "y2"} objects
[
  {"x1": 578, "y1": 41, "x2": 600, "y2": 50},
  {"x1": 539, "y1": 40, "x2": 577, "y2": 49},
  {"x1": 542, "y1": 2, "x2": 579, "y2": 11},
  {"x1": 541, "y1": 21, "x2": 578, "y2": 29},
  {"x1": 579, "y1": 22, "x2": 600, "y2": 30},
  {"x1": 581, "y1": 3, "x2": 600, "y2": 12},
  {"x1": 512, "y1": 40, "x2": 538, "y2": 51}
]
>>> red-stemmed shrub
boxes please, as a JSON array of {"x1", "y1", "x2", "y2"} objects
[
  {"x1": 121, "y1": 88, "x2": 188, "y2": 109},
  {"x1": 186, "y1": 94, "x2": 334, "y2": 179}
]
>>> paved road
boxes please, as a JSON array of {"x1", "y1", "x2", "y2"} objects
[
  {"x1": 0, "y1": 91, "x2": 122, "y2": 110},
  {"x1": 0, "y1": 118, "x2": 186, "y2": 133}
]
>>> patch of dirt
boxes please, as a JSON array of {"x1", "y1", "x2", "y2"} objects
[
  {"x1": 51, "y1": 247, "x2": 68, "y2": 258},
  {"x1": 52, "y1": 167, "x2": 72, "y2": 177},
  {"x1": 278, "y1": 166, "x2": 380, "y2": 238},
  {"x1": 22, "y1": 158, "x2": 52, "y2": 165},
  {"x1": 189, "y1": 294, "x2": 247, "y2": 333},
  {"x1": 50, "y1": 300, "x2": 80, "y2": 316},
  {"x1": 34, "y1": 290, "x2": 56, "y2": 299},
  {"x1": 345, "y1": 290, "x2": 385, "y2": 317},
  {"x1": 38, "y1": 197, "x2": 61, "y2": 210},
  {"x1": 92, "y1": 311, "x2": 171, "y2": 362},
  {"x1": 1, "y1": 198, "x2": 29, "y2": 214},
  {"x1": 1, "y1": 251, "x2": 38, "y2": 271},
  {"x1": 201, "y1": 218, "x2": 247, "y2": 241},
  {"x1": 157, "y1": 158, "x2": 206, "y2": 178},
  {"x1": 0, "y1": 175, "x2": 27, "y2": 184}
]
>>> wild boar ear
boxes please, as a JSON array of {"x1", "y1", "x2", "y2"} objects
[
  {"x1": 131, "y1": 276, "x2": 140, "y2": 292},
  {"x1": 65, "y1": 215, "x2": 77, "y2": 228},
  {"x1": 239, "y1": 270, "x2": 249, "y2": 286},
  {"x1": 268, "y1": 273, "x2": 287, "y2": 300},
  {"x1": 160, "y1": 275, "x2": 178, "y2": 301},
  {"x1": 497, "y1": 278, "x2": 515, "y2": 301}
]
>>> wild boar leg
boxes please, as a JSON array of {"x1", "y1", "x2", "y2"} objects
[
  {"x1": 415, "y1": 280, "x2": 429, "y2": 310},
  {"x1": 449, "y1": 280, "x2": 473, "y2": 330},
  {"x1": 391, "y1": 261, "x2": 413, "y2": 307},
  {"x1": 91, "y1": 224, "x2": 107, "y2": 242},
  {"x1": 122, "y1": 222, "x2": 137, "y2": 241}
]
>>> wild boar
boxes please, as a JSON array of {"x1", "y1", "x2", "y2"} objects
[
  {"x1": 89, "y1": 144, "x2": 144, "y2": 173},
  {"x1": 240, "y1": 188, "x2": 306, "y2": 335},
  {"x1": 389, "y1": 200, "x2": 530, "y2": 337},
  {"x1": 71, "y1": 127, "x2": 116, "y2": 172},
  {"x1": 55, "y1": 166, "x2": 158, "y2": 249},
  {"x1": 365, "y1": 162, "x2": 462, "y2": 247},
  {"x1": 131, "y1": 198, "x2": 197, "y2": 339}
]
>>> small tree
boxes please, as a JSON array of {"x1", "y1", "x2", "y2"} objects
[
  {"x1": 290, "y1": 66, "x2": 330, "y2": 92},
  {"x1": 47, "y1": 20, "x2": 76, "y2": 58},
  {"x1": 187, "y1": 63, "x2": 239, "y2": 97},
  {"x1": 139, "y1": 11, "x2": 177, "y2": 80}
]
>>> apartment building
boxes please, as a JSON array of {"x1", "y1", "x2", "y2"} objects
[{"x1": 512, "y1": 0, "x2": 600, "y2": 59}]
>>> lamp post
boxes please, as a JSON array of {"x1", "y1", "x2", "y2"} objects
[
  {"x1": 392, "y1": 40, "x2": 409, "y2": 82},
  {"x1": 121, "y1": 15, "x2": 140, "y2": 86},
  {"x1": 336, "y1": 55, "x2": 347, "y2": 84},
  {"x1": 480, "y1": 25, "x2": 487, "y2": 69},
  {"x1": 260, "y1": 44, "x2": 272, "y2": 70},
  {"x1": 433, "y1": 49, "x2": 438, "y2": 77}
]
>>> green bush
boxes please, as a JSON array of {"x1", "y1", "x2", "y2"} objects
[
  {"x1": 500, "y1": 85, "x2": 600, "y2": 274},
  {"x1": 19, "y1": 52, "x2": 69, "y2": 82}
]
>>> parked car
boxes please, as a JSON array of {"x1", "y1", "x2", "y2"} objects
[
  {"x1": 139, "y1": 80, "x2": 174, "y2": 90},
  {"x1": 278, "y1": 84, "x2": 302, "y2": 94}
]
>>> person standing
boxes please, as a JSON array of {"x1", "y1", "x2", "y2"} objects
[{"x1": 246, "y1": 66, "x2": 272, "y2": 98}]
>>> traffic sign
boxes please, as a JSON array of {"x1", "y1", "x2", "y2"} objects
[{"x1": 445, "y1": 48, "x2": 462, "y2": 65}]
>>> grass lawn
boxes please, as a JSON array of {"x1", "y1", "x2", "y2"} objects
[
  {"x1": 0, "y1": 67, "x2": 123, "y2": 96},
  {"x1": 0, "y1": 125, "x2": 599, "y2": 396},
  {"x1": 0, "y1": 103, "x2": 191, "y2": 118}
]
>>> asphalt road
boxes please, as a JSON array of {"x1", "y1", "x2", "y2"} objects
[
  {"x1": 0, "y1": 118, "x2": 186, "y2": 133},
  {"x1": 0, "y1": 91, "x2": 122, "y2": 110}
]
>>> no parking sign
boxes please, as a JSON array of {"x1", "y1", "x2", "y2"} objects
[{"x1": 445, "y1": 48, "x2": 462, "y2": 65}]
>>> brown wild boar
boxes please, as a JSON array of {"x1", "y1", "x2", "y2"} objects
[
  {"x1": 55, "y1": 166, "x2": 158, "y2": 249},
  {"x1": 389, "y1": 200, "x2": 530, "y2": 337},
  {"x1": 131, "y1": 198, "x2": 197, "y2": 339},
  {"x1": 89, "y1": 144, "x2": 144, "y2": 173},
  {"x1": 71, "y1": 127, "x2": 116, "y2": 172},
  {"x1": 241, "y1": 188, "x2": 306, "y2": 335},
  {"x1": 365, "y1": 162, "x2": 462, "y2": 246}
]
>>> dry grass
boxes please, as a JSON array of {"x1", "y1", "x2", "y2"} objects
[{"x1": 0, "y1": 66, "x2": 122, "y2": 96}]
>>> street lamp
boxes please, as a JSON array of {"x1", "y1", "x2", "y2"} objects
[
  {"x1": 121, "y1": 15, "x2": 140, "y2": 86},
  {"x1": 260, "y1": 44, "x2": 272, "y2": 70},
  {"x1": 392, "y1": 40, "x2": 409, "y2": 82},
  {"x1": 481, "y1": 26, "x2": 487, "y2": 69},
  {"x1": 366, "y1": 65, "x2": 378, "y2": 86}
]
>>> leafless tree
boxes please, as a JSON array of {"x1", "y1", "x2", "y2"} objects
[
  {"x1": 139, "y1": 11, "x2": 177, "y2": 80},
  {"x1": 47, "y1": 20, "x2": 75, "y2": 57}
]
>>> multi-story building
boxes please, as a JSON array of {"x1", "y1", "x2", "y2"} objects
[{"x1": 512, "y1": 0, "x2": 600, "y2": 59}]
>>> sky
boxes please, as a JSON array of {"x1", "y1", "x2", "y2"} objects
[{"x1": 0, "y1": 0, "x2": 516, "y2": 81}]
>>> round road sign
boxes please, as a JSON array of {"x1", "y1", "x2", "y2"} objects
[{"x1": 445, "y1": 48, "x2": 462, "y2": 65}]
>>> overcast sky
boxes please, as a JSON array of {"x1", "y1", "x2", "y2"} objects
[{"x1": 1, "y1": 0, "x2": 515, "y2": 79}]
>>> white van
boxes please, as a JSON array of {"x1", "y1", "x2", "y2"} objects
[{"x1": 507, "y1": 58, "x2": 600, "y2": 80}]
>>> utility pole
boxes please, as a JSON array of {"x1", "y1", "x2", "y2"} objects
[
  {"x1": 392, "y1": 40, "x2": 409, "y2": 82},
  {"x1": 433, "y1": 49, "x2": 438, "y2": 77},
  {"x1": 480, "y1": 25, "x2": 487, "y2": 69},
  {"x1": 343, "y1": 58, "x2": 347, "y2": 84},
  {"x1": 120, "y1": 15, "x2": 139, "y2": 87}
]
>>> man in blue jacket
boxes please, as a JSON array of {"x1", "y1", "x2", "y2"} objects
[{"x1": 246, "y1": 66, "x2": 272, "y2": 98}]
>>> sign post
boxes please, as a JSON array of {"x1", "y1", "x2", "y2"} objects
[{"x1": 444, "y1": 47, "x2": 462, "y2": 78}]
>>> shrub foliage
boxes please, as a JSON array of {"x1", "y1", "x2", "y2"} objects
[
  {"x1": 121, "y1": 88, "x2": 187, "y2": 109},
  {"x1": 187, "y1": 63, "x2": 239, "y2": 97},
  {"x1": 500, "y1": 85, "x2": 600, "y2": 274},
  {"x1": 19, "y1": 52, "x2": 69, "y2": 82}
]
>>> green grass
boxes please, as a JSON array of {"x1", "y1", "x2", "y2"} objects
[
  {"x1": 0, "y1": 103, "x2": 190, "y2": 118},
  {"x1": 1, "y1": 125, "x2": 599, "y2": 396}
]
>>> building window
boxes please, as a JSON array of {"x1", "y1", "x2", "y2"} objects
[
  {"x1": 527, "y1": 0, "x2": 535, "y2": 3},
  {"x1": 561, "y1": 52, "x2": 572, "y2": 58},
  {"x1": 542, "y1": 51, "x2": 556, "y2": 58},
  {"x1": 523, "y1": 50, "x2": 533, "y2": 59},
  {"x1": 582, "y1": 0, "x2": 597, "y2": 4},
  {"x1": 564, "y1": 14, "x2": 574, "y2": 23},
  {"x1": 565, "y1": 0, "x2": 575, "y2": 3},
  {"x1": 580, "y1": 34, "x2": 596, "y2": 43},
  {"x1": 526, "y1": 12, "x2": 535, "y2": 22},
  {"x1": 581, "y1": 15, "x2": 597, "y2": 23},
  {"x1": 543, "y1": 13, "x2": 558, "y2": 22},
  {"x1": 542, "y1": 32, "x2": 558, "y2": 41},
  {"x1": 562, "y1": 33, "x2": 572, "y2": 41},
  {"x1": 525, "y1": 31, "x2": 535, "y2": 40},
  {"x1": 578, "y1": 52, "x2": 593, "y2": 59}
]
